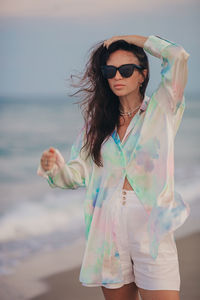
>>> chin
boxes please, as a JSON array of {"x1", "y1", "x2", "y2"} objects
[{"x1": 112, "y1": 90, "x2": 128, "y2": 97}]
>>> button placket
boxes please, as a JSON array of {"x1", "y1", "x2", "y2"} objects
[{"x1": 122, "y1": 190, "x2": 127, "y2": 205}]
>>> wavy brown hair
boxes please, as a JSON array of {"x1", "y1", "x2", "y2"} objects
[{"x1": 70, "y1": 39, "x2": 149, "y2": 167}]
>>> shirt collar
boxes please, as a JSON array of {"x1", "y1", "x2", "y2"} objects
[
  {"x1": 113, "y1": 95, "x2": 150, "y2": 142},
  {"x1": 139, "y1": 95, "x2": 150, "y2": 114}
]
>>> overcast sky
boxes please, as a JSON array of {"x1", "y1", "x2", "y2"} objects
[
  {"x1": 0, "y1": 0, "x2": 199, "y2": 98},
  {"x1": 0, "y1": 0, "x2": 197, "y2": 18}
]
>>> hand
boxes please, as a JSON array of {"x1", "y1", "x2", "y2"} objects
[
  {"x1": 103, "y1": 35, "x2": 131, "y2": 49},
  {"x1": 40, "y1": 147, "x2": 57, "y2": 171}
]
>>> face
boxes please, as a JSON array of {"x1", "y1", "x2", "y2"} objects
[{"x1": 106, "y1": 50, "x2": 147, "y2": 98}]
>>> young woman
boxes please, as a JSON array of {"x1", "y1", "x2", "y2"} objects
[{"x1": 37, "y1": 34, "x2": 190, "y2": 300}]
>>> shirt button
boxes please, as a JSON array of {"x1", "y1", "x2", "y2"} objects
[
  {"x1": 122, "y1": 196, "x2": 126, "y2": 200},
  {"x1": 122, "y1": 191, "x2": 126, "y2": 195},
  {"x1": 122, "y1": 201, "x2": 126, "y2": 205}
]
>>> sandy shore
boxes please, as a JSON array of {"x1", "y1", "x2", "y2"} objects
[
  {"x1": 1, "y1": 198, "x2": 200, "y2": 300},
  {"x1": 0, "y1": 232, "x2": 199, "y2": 300},
  {"x1": 31, "y1": 232, "x2": 200, "y2": 300},
  {"x1": 0, "y1": 238, "x2": 86, "y2": 300},
  {"x1": 177, "y1": 232, "x2": 200, "y2": 300},
  {"x1": 30, "y1": 266, "x2": 103, "y2": 300}
]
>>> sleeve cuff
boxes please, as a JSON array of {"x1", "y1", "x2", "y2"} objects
[
  {"x1": 143, "y1": 35, "x2": 176, "y2": 58},
  {"x1": 37, "y1": 163, "x2": 59, "y2": 179}
]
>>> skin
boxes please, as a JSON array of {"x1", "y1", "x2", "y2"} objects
[
  {"x1": 40, "y1": 147, "x2": 56, "y2": 171},
  {"x1": 101, "y1": 284, "x2": 180, "y2": 300},
  {"x1": 106, "y1": 49, "x2": 146, "y2": 111},
  {"x1": 102, "y1": 282, "x2": 140, "y2": 300}
]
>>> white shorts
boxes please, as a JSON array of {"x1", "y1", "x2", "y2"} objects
[{"x1": 104, "y1": 189, "x2": 180, "y2": 291}]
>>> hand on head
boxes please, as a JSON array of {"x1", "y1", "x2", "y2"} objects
[
  {"x1": 103, "y1": 35, "x2": 130, "y2": 49},
  {"x1": 103, "y1": 36, "x2": 119, "y2": 49}
]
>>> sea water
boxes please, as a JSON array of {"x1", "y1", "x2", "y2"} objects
[{"x1": 0, "y1": 94, "x2": 199, "y2": 275}]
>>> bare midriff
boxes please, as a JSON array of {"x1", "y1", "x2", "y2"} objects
[
  {"x1": 123, "y1": 177, "x2": 134, "y2": 190},
  {"x1": 117, "y1": 114, "x2": 136, "y2": 191}
]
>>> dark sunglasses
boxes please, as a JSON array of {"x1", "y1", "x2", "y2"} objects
[{"x1": 101, "y1": 63, "x2": 144, "y2": 79}]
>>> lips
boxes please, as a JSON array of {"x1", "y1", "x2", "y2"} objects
[{"x1": 114, "y1": 84, "x2": 125, "y2": 88}]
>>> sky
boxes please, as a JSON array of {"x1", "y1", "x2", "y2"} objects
[
  {"x1": 0, "y1": 0, "x2": 199, "y2": 99},
  {"x1": 0, "y1": 0, "x2": 197, "y2": 18}
]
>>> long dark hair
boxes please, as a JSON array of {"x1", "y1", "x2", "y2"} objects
[{"x1": 70, "y1": 39, "x2": 149, "y2": 167}]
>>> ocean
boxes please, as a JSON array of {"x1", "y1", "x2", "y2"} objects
[{"x1": 0, "y1": 94, "x2": 199, "y2": 275}]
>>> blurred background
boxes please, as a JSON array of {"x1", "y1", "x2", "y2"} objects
[{"x1": 0, "y1": 0, "x2": 199, "y2": 299}]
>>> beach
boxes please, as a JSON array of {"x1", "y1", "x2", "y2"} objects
[
  {"x1": 0, "y1": 2, "x2": 199, "y2": 297},
  {"x1": 0, "y1": 185, "x2": 199, "y2": 300},
  {"x1": 1, "y1": 198, "x2": 200, "y2": 300},
  {"x1": 31, "y1": 233, "x2": 200, "y2": 300},
  {"x1": 0, "y1": 97, "x2": 200, "y2": 300},
  {"x1": 0, "y1": 231, "x2": 199, "y2": 300},
  {"x1": 1, "y1": 195, "x2": 200, "y2": 300}
]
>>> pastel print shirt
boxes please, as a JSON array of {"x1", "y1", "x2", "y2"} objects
[{"x1": 37, "y1": 35, "x2": 190, "y2": 286}]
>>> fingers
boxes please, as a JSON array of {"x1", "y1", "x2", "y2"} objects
[
  {"x1": 103, "y1": 36, "x2": 122, "y2": 49},
  {"x1": 40, "y1": 148, "x2": 57, "y2": 171},
  {"x1": 49, "y1": 147, "x2": 55, "y2": 153},
  {"x1": 103, "y1": 38, "x2": 113, "y2": 49}
]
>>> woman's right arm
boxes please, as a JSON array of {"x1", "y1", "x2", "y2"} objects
[{"x1": 37, "y1": 127, "x2": 91, "y2": 189}]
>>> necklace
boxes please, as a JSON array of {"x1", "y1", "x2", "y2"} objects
[{"x1": 119, "y1": 104, "x2": 141, "y2": 117}]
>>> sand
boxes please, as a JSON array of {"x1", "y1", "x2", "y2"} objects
[
  {"x1": 30, "y1": 232, "x2": 200, "y2": 300},
  {"x1": 1, "y1": 198, "x2": 200, "y2": 300},
  {"x1": 177, "y1": 232, "x2": 200, "y2": 300},
  {"x1": 0, "y1": 232, "x2": 199, "y2": 300}
]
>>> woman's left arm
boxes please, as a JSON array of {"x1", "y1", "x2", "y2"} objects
[
  {"x1": 143, "y1": 35, "x2": 190, "y2": 115},
  {"x1": 104, "y1": 34, "x2": 148, "y2": 49}
]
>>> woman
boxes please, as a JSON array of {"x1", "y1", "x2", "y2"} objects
[{"x1": 37, "y1": 34, "x2": 190, "y2": 300}]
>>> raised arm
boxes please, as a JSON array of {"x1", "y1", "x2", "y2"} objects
[
  {"x1": 104, "y1": 34, "x2": 190, "y2": 115},
  {"x1": 104, "y1": 34, "x2": 148, "y2": 49},
  {"x1": 143, "y1": 35, "x2": 190, "y2": 115}
]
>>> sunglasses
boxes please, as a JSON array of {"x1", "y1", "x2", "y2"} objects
[{"x1": 101, "y1": 63, "x2": 144, "y2": 79}]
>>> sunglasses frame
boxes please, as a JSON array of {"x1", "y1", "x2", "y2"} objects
[{"x1": 101, "y1": 63, "x2": 144, "y2": 79}]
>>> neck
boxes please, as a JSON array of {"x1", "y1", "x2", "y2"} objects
[{"x1": 119, "y1": 92, "x2": 143, "y2": 113}]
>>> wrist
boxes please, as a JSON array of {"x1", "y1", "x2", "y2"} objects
[{"x1": 128, "y1": 35, "x2": 148, "y2": 48}]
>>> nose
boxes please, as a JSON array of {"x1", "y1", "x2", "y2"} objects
[{"x1": 114, "y1": 69, "x2": 123, "y2": 80}]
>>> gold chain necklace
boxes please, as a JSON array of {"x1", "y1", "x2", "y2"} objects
[{"x1": 119, "y1": 104, "x2": 141, "y2": 117}]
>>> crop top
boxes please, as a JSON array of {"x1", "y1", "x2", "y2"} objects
[{"x1": 37, "y1": 35, "x2": 190, "y2": 286}]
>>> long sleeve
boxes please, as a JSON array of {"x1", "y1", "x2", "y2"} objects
[
  {"x1": 37, "y1": 127, "x2": 91, "y2": 189},
  {"x1": 143, "y1": 35, "x2": 190, "y2": 115}
]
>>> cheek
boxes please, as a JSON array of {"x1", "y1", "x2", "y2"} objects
[
  {"x1": 131, "y1": 71, "x2": 140, "y2": 82},
  {"x1": 107, "y1": 79, "x2": 115, "y2": 91},
  {"x1": 107, "y1": 79, "x2": 113, "y2": 87},
  {"x1": 126, "y1": 76, "x2": 139, "y2": 88}
]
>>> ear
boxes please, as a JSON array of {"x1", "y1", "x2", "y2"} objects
[
  {"x1": 140, "y1": 68, "x2": 148, "y2": 83},
  {"x1": 142, "y1": 68, "x2": 148, "y2": 79}
]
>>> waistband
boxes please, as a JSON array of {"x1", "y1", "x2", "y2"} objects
[
  {"x1": 117, "y1": 189, "x2": 140, "y2": 206},
  {"x1": 120, "y1": 189, "x2": 138, "y2": 199},
  {"x1": 122, "y1": 189, "x2": 135, "y2": 193}
]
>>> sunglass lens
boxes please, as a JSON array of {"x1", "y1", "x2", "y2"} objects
[
  {"x1": 101, "y1": 66, "x2": 116, "y2": 79},
  {"x1": 119, "y1": 65, "x2": 134, "y2": 78}
]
